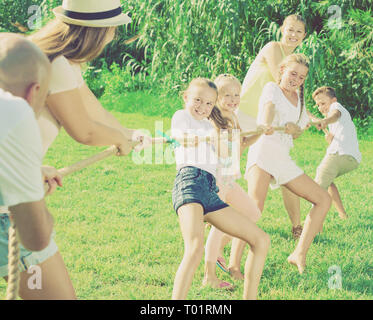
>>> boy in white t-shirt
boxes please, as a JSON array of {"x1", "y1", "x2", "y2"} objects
[
  {"x1": 312, "y1": 86, "x2": 361, "y2": 219},
  {"x1": 0, "y1": 33, "x2": 76, "y2": 299}
]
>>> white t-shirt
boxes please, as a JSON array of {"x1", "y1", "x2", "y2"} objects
[
  {"x1": 0, "y1": 88, "x2": 44, "y2": 208},
  {"x1": 37, "y1": 55, "x2": 85, "y2": 155},
  {"x1": 327, "y1": 102, "x2": 361, "y2": 163},
  {"x1": 171, "y1": 109, "x2": 218, "y2": 177},
  {"x1": 256, "y1": 82, "x2": 309, "y2": 151}
]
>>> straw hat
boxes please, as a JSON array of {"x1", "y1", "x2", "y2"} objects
[{"x1": 53, "y1": 0, "x2": 132, "y2": 28}]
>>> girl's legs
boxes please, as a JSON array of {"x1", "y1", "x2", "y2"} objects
[
  {"x1": 281, "y1": 186, "x2": 302, "y2": 227},
  {"x1": 328, "y1": 183, "x2": 348, "y2": 219},
  {"x1": 285, "y1": 174, "x2": 331, "y2": 274},
  {"x1": 204, "y1": 226, "x2": 232, "y2": 287},
  {"x1": 246, "y1": 165, "x2": 272, "y2": 213},
  {"x1": 205, "y1": 206, "x2": 270, "y2": 300},
  {"x1": 204, "y1": 180, "x2": 261, "y2": 284},
  {"x1": 224, "y1": 182, "x2": 261, "y2": 280},
  {"x1": 172, "y1": 203, "x2": 205, "y2": 300},
  {"x1": 4, "y1": 251, "x2": 76, "y2": 300}
]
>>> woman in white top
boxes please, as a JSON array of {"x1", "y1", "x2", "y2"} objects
[
  {"x1": 24, "y1": 0, "x2": 141, "y2": 299},
  {"x1": 30, "y1": 1, "x2": 139, "y2": 156}
]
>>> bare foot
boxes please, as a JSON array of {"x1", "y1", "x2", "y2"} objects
[
  {"x1": 202, "y1": 277, "x2": 234, "y2": 290},
  {"x1": 228, "y1": 267, "x2": 244, "y2": 280},
  {"x1": 338, "y1": 213, "x2": 348, "y2": 220},
  {"x1": 287, "y1": 253, "x2": 306, "y2": 274}
]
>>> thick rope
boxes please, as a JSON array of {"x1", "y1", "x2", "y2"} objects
[
  {"x1": 5, "y1": 218, "x2": 20, "y2": 300},
  {"x1": 3, "y1": 129, "x2": 284, "y2": 299}
]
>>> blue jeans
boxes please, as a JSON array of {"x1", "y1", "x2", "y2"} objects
[{"x1": 172, "y1": 166, "x2": 228, "y2": 215}]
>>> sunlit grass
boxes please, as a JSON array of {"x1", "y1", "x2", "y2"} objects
[{"x1": 1, "y1": 109, "x2": 371, "y2": 300}]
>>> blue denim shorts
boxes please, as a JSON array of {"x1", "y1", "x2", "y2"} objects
[
  {"x1": 0, "y1": 213, "x2": 58, "y2": 277},
  {"x1": 172, "y1": 166, "x2": 229, "y2": 215}
]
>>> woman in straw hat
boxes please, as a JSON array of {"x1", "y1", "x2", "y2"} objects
[
  {"x1": 12, "y1": 0, "x2": 141, "y2": 299},
  {"x1": 30, "y1": 0, "x2": 139, "y2": 156}
]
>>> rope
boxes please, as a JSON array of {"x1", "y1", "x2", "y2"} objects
[
  {"x1": 5, "y1": 144, "x2": 123, "y2": 300},
  {"x1": 5, "y1": 218, "x2": 20, "y2": 300},
  {"x1": 5, "y1": 128, "x2": 285, "y2": 299}
]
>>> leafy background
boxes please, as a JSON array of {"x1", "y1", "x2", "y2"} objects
[{"x1": 0, "y1": 0, "x2": 372, "y2": 126}]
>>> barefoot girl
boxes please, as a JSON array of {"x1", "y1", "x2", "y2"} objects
[
  {"x1": 245, "y1": 54, "x2": 331, "y2": 274},
  {"x1": 238, "y1": 14, "x2": 307, "y2": 239},
  {"x1": 204, "y1": 74, "x2": 262, "y2": 287},
  {"x1": 171, "y1": 78, "x2": 270, "y2": 299}
]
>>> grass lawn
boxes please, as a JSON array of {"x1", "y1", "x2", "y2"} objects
[{"x1": 1, "y1": 111, "x2": 372, "y2": 300}]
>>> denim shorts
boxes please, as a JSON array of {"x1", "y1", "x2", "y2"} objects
[
  {"x1": 0, "y1": 213, "x2": 58, "y2": 277},
  {"x1": 172, "y1": 166, "x2": 229, "y2": 215}
]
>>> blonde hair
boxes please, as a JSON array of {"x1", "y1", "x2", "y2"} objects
[
  {"x1": 0, "y1": 34, "x2": 50, "y2": 94},
  {"x1": 183, "y1": 77, "x2": 231, "y2": 128},
  {"x1": 312, "y1": 86, "x2": 337, "y2": 99},
  {"x1": 282, "y1": 14, "x2": 306, "y2": 31},
  {"x1": 278, "y1": 53, "x2": 310, "y2": 124},
  {"x1": 29, "y1": 19, "x2": 115, "y2": 63},
  {"x1": 211, "y1": 74, "x2": 241, "y2": 129}
]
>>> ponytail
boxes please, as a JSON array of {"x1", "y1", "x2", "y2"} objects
[{"x1": 209, "y1": 106, "x2": 232, "y2": 130}]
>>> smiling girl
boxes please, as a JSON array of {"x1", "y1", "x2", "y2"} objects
[
  {"x1": 171, "y1": 78, "x2": 270, "y2": 299},
  {"x1": 238, "y1": 14, "x2": 308, "y2": 239},
  {"x1": 245, "y1": 54, "x2": 331, "y2": 274}
]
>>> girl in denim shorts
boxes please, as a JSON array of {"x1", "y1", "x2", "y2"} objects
[{"x1": 170, "y1": 78, "x2": 270, "y2": 300}]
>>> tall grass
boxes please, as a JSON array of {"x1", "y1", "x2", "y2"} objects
[{"x1": 1, "y1": 0, "x2": 372, "y2": 123}]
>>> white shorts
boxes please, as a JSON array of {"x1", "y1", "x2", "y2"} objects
[{"x1": 245, "y1": 139, "x2": 303, "y2": 189}]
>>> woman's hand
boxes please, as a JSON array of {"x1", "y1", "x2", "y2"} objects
[
  {"x1": 325, "y1": 132, "x2": 334, "y2": 144},
  {"x1": 285, "y1": 122, "x2": 302, "y2": 139},
  {"x1": 116, "y1": 135, "x2": 136, "y2": 156},
  {"x1": 41, "y1": 165, "x2": 63, "y2": 196},
  {"x1": 262, "y1": 124, "x2": 274, "y2": 135},
  {"x1": 132, "y1": 131, "x2": 153, "y2": 152}
]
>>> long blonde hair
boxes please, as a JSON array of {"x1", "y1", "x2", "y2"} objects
[
  {"x1": 278, "y1": 53, "x2": 309, "y2": 123},
  {"x1": 29, "y1": 19, "x2": 115, "y2": 63}
]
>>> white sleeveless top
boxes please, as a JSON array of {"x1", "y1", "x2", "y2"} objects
[{"x1": 37, "y1": 55, "x2": 85, "y2": 156}]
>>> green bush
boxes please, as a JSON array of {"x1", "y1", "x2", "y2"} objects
[{"x1": 1, "y1": 0, "x2": 372, "y2": 128}]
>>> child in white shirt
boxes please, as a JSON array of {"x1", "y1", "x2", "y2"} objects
[
  {"x1": 312, "y1": 86, "x2": 361, "y2": 219},
  {"x1": 245, "y1": 53, "x2": 331, "y2": 274},
  {"x1": 171, "y1": 77, "x2": 270, "y2": 300}
]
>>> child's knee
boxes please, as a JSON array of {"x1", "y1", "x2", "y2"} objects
[
  {"x1": 322, "y1": 189, "x2": 332, "y2": 206},
  {"x1": 185, "y1": 241, "x2": 204, "y2": 261},
  {"x1": 316, "y1": 189, "x2": 332, "y2": 211},
  {"x1": 252, "y1": 231, "x2": 271, "y2": 252}
]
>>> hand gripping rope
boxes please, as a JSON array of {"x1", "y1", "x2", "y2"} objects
[
  {"x1": 5, "y1": 126, "x2": 285, "y2": 299},
  {"x1": 5, "y1": 138, "x2": 164, "y2": 300},
  {"x1": 6, "y1": 145, "x2": 124, "y2": 300}
]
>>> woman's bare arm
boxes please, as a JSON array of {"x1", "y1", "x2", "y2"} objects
[{"x1": 46, "y1": 88, "x2": 133, "y2": 155}]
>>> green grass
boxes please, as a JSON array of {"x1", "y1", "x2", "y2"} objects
[{"x1": 1, "y1": 111, "x2": 372, "y2": 300}]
